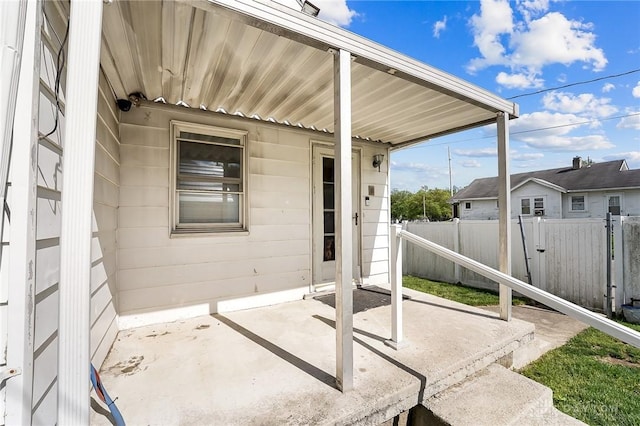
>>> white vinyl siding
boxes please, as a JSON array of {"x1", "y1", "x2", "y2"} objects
[{"x1": 118, "y1": 103, "x2": 389, "y2": 319}]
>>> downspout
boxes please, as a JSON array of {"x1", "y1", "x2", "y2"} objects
[{"x1": 57, "y1": 0, "x2": 104, "y2": 423}]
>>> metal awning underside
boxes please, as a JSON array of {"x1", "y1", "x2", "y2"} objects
[{"x1": 100, "y1": 0, "x2": 518, "y2": 147}]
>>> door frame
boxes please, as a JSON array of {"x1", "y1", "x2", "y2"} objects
[{"x1": 310, "y1": 142, "x2": 362, "y2": 291}]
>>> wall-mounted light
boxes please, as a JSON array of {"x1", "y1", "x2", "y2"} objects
[
  {"x1": 372, "y1": 154, "x2": 384, "y2": 172},
  {"x1": 297, "y1": 0, "x2": 320, "y2": 17}
]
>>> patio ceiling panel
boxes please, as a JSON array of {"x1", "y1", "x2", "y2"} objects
[{"x1": 100, "y1": 0, "x2": 517, "y2": 146}]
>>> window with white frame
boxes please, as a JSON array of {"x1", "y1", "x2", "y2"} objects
[
  {"x1": 171, "y1": 122, "x2": 247, "y2": 233},
  {"x1": 464, "y1": 201, "x2": 472, "y2": 210},
  {"x1": 521, "y1": 196, "x2": 545, "y2": 216},
  {"x1": 570, "y1": 195, "x2": 586, "y2": 211}
]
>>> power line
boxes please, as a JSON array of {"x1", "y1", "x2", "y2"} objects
[
  {"x1": 507, "y1": 68, "x2": 640, "y2": 100},
  {"x1": 403, "y1": 111, "x2": 640, "y2": 150}
]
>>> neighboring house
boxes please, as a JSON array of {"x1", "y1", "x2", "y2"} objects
[
  {"x1": 452, "y1": 157, "x2": 640, "y2": 220},
  {"x1": 0, "y1": 0, "x2": 518, "y2": 423}
]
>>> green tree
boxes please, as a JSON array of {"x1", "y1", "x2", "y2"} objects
[{"x1": 391, "y1": 188, "x2": 452, "y2": 221}]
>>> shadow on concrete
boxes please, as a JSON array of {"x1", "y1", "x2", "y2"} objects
[
  {"x1": 407, "y1": 298, "x2": 498, "y2": 321},
  {"x1": 90, "y1": 397, "x2": 116, "y2": 426},
  {"x1": 214, "y1": 314, "x2": 337, "y2": 389},
  {"x1": 312, "y1": 314, "x2": 427, "y2": 403},
  {"x1": 314, "y1": 285, "x2": 410, "y2": 314}
]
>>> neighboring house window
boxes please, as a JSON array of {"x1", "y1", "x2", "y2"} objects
[
  {"x1": 608, "y1": 195, "x2": 621, "y2": 215},
  {"x1": 533, "y1": 197, "x2": 544, "y2": 216},
  {"x1": 521, "y1": 197, "x2": 545, "y2": 216},
  {"x1": 464, "y1": 201, "x2": 472, "y2": 210},
  {"x1": 171, "y1": 122, "x2": 247, "y2": 233},
  {"x1": 570, "y1": 195, "x2": 586, "y2": 211}
]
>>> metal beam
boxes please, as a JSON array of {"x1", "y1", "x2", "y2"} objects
[
  {"x1": 58, "y1": 0, "x2": 103, "y2": 423},
  {"x1": 496, "y1": 112, "x2": 512, "y2": 321},
  {"x1": 334, "y1": 48, "x2": 353, "y2": 392},
  {"x1": 399, "y1": 230, "x2": 640, "y2": 349}
]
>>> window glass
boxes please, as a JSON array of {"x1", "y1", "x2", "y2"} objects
[
  {"x1": 608, "y1": 196, "x2": 621, "y2": 215},
  {"x1": 571, "y1": 196, "x2": 585, "y2": 211},
  {"x1": 172, "y1": 123, "x2": 246, "y2": 232},
  {"x1": 464, "y1": 202, "x2": 472, "y2": 210},
  {"x1": 322, "y1": 157, "x2": 335, "y2": 261},
  {"x1": 521, "y1": 198, "x2": 531, "y2": 215}
]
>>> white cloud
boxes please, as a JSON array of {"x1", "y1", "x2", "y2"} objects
[
  {"x1": 602, "y1": 83, "x2": 615, "y2": 93},
  {"x1": 511, "y1": 152, "x2": 544, "y2": 161},
  {"x1": 467, "y1": 1, "x2": 607, "y2": 88},
  {"x1": 454, "y1": 147, "x2": 497, "y2": 157},
  {"x1": 510, "y1": 12, "x2": 607, "y2": 71},
  {"x1": 602, "y1": 151, "x2": 640, "y2": 166},
  {"x1": 433, "y1": 16, "x2": 447, "y2": 38},
  {"x1": 271, "y1": 0, "x2": 357, "y2": 26},
  {"x1": 467, "y1": 0, "x2": 513, "y2": 73},
  {"x1": 516, "y1": 0, "x2": 550, "y2": 22},
  {"x1": 542, "y1": 91, "x2": 618, "y2": 118},
  {"x1": 460, "y1": 160, "x2": 482, "y2": 168},
  {"x1": 496, "y1": 71, "x2": 543, "y2": 89},
  {"x1": 633, "y1": 81, "x2": 640, "y2": 98},
  {"x1": 511, "y1": 111, "x2": 614, "y2": 151},
  {"x1": 518, "y1": 134, "x2": 614, "y2": 151},
  {"x1": 617, "y1": 110, "x2": 640, "y2": 130}
]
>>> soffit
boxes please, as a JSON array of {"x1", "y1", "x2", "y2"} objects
[{"x1": 100, "y1": 0, "x2": 516, "y2": 146}]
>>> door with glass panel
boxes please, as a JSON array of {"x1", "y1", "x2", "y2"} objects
[{"x1": 312, "y1": 145, "x2": 361, "y2": 287}]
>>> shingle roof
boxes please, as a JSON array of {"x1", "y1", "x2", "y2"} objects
[{"x1": 452, "y1": 159, "x2": 640, "y2": 201}]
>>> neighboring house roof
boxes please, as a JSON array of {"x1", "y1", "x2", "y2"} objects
[
  {"x1": 100, "y1": 0, "x2": 518, "y2": 148},
  {"x1": 452, "y1": 159, "x2": 640, "y2": 201}
]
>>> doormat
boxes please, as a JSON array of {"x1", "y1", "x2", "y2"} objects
[{"x1": 314, "y1": 285, "x2": 411, "y2": 314}]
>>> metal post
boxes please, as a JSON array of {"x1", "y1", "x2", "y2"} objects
[
  {"x1": 496, "y1": 112, "x2": 512, "y2": 321},
  {"x1": 58, "y1": 0, "x2": 103, "y2": 423},
  {"x1": 386, "y1": 224, "x2": 407, "y2": 349},
  {"x1": 333, "y1": 48, "x2": 353, "y2": 392},
  {"x1": 518, "y1": 215, "x2": 533, "y2": 285},
  {"x1": 605, "y1": 212, "x2": 613, "y2": 319}
]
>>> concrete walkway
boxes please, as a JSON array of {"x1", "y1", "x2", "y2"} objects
[
  {"x1": 480, "y1": 305, "x2": 589, "y2": 368},
  {"x1": 91, "y1": 287, "x2": 536, "y2": 426}
]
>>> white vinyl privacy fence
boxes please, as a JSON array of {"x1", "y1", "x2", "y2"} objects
[{"x1": 404, "y1": 217, "x2": 640, "y2": 312}]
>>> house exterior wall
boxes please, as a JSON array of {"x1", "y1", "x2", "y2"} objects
[
  {"x1": 90, "y1": 71, "x2": 120, "y2": 368},
  {"x1": 511, "y1": 181, "x2": 562, "y2": 218},
  {"x1": 117, "y1": 103, "x2": 389, "y2": 326},
  {"x1": 562, "y1": 190, "x2": 640, "y2": 218},
  {"x1": 458, "y1": 199, "x2": 498, "y2": 220}
]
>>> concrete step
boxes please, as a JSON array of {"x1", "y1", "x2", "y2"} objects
[{"x1": 421, "y1": 364, "x2": 585, "y2": 426}]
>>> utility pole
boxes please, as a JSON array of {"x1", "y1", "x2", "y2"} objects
[{"x1": 448, "y1": 146, "x2": 453, "y2": 196}]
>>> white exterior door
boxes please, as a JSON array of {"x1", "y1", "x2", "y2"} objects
[{"x1": 312, "y1": 145, "x2": 361, "y2": 288}]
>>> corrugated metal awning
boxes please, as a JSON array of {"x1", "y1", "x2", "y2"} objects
[{"x1": 100, "y1": 0, "x2": 518, "y2": 147}]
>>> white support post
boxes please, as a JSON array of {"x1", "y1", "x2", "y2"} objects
[
  {"x1": 497, "y1": 112, "x2": 512, "y2": 321},
  {"x1": 58, "y1": 0, "x2": 103, "y2": 423},
  {"x1": 334, "y1": 48, "x2": 353, "y2": 392},
  {"x1": 5, "y1": 1, "x2": 40, "y2": 423},
  {"x1": 453, "y1": 218, "x2": 461, "y2": 283},
  {"x1": 385, "y1": 224, "x2": 407, "y2": 350}
]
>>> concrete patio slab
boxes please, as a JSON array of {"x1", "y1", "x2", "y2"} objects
[{"x1": 91, "y1": 287, "x2": 534, "y2": 425}]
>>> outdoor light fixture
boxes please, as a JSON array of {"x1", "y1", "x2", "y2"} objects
[
  {"x1": 372, "y1": 154, "x2": 384, "y2": 172},
  {"x1": 297, "y1": 0, "x2": 320, "y2": 17}
]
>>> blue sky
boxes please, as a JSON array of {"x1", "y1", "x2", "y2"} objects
[{"x1": 276, "y1": 0, "x2": 640, "y2": 191}]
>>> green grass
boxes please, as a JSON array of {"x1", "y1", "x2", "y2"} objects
[
  {"x1": 403, "y1": 275, "x2": 527, "y2": 306},
  {"x1": 520, "y1": 323, "x2": 640, "y2": 426},
  {"x1": 403, "y1": 275, "x2": 640, "y2": 425}
]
